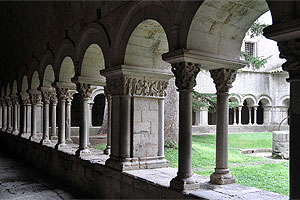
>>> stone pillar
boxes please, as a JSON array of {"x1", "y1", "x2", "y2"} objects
[
  {"x1": 1, "y1": 99, "x2": 6, "y2": 131},
  {"x1": 233, "y1": 108, "x2": 237, "y2": 125},
  {"x1": 30, "y1": 93, "x2": 42, "y2": 141},
  {"x1": 50, "y1": 94, "x2": 57, "y2": 140},
  {"x1": 65, "y1": 94, "x2": 73, "y2": 143},
  {"x1": 238, "y1": 106, "x2": 242, "y2": 125},
  {"x1": 17, "y1": 104, "x2": 20, "y2": 131},
  {"x1": 169, "y1": 62, "x2": 200, "y2": 191},
  {"x1": 88, "y1": 102, "x2": 93, "y2": 127},
  {"x1": 0, "y1": 103, "x2": 2, "y2": 129},
  {"x1": 6, "y1": 97, "x2": 12, "y2": 132},
  {"x1": 158, "y1": 98, "x2": 164, "y2": 157},
  {"x1": 26, "y1": 103, "x2": 31, "y2": 134},
  {"x1": 253, "y1": 106, "x2": 258, "y2": 125},
  {"x1": 55, "y1": 88, "x2": 68, "y2": 148},
  {"x1": 75, "y1": 83, "x2": 92, "y2": 156},
  {"x1": 20, "y1": 95, "x2": 30, "y2": 136},
  {"x1": 104, "y1": 94, "x2": 112, "y2": 155},
  {"x1": 248, "y1": 107, "x2": 252, "y2": 125},
  {"x1": 12, "y1": 96, "x2": 19, "y2": 135},
  {"x1": 41, "y1": 92, "x2": 51, "y2": 144},
  {"x1": 209, "y1": 68, "x2": 236, "y2": 185}
]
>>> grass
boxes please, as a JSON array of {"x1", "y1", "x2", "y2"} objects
[
  {"x1": 165, "y1": 132, "x2": 289, "y2": 196},
  {"x1": 93, "y1": 143, "x2": 106, "y2": 151}
]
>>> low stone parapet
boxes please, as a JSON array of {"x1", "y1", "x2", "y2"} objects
[{"x1": 272, "y1": 131, "x2": 289, "y2": 159}]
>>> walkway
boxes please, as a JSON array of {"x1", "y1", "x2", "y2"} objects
[{"x1": 0, "y1": 152, "x2": 86, "y2": 200}]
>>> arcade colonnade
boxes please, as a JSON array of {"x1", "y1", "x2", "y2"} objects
[{"x1": 0, "y1": 0, "x2": 299, "y2": 198}]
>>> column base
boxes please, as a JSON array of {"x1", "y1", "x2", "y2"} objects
[
  {"x1": 1, "y1": 128, "x2": 6, "y2": 132},
  {"x1": 50, "y1": 135, "x2": 58, "y2": 140},
  {"x1": 210, "y1": 168, "x2": 235, "y2": 185},
  {"x1": 65, "y1": 138, "x2": 73, "y2": 144},
  {"x1": 103, "y1": 146, "x2": 111, "y2": 155},
  {"x1": 170, "y1": 175, "x2": 199, "y2": 191},
  {"x1": 20, "y1": 132, "x2": 30, "y2": 139},
  {"x1": 12, "y1": 130, "x2": 19, "y2": 135},
  {"x1": 75, "y1": 148, "x2": 91, "y2": 157},
  {"x1": 233, "y1": 123, "x2": 237, "y2": 125},
  {"x1": 6, "y1": 127, "x2": 12, "y2": 132},
  {"x1": 138, "y1": 156, "x2": 169, "y2": 169},
  {"x1": 41, "y1": 139, "x2": 51, "y2": 145},
  {"x1": 105, "y1": 156, "x2": 139, "y2": 171},
  {"x1": 55, "y1": 143, "x2": 66, "y2": 149},
  {"x1": 29, "y1": 135, "x2": 39, "y2": 141}
]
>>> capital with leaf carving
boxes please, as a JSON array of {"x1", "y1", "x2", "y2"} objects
[
  {"x1": 210, "y1": 68, "x2": 236, "y2": 93},
  {"x1": 171, "y1": 62, "x2": 200, "y2": 90},
  {"x1": 76, "y1": 83, "x2": 93, "y2": 100}
]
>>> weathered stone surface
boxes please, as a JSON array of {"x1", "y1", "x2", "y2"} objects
[{"x1": 272, "y1": 131, "x2": 289, "y2": 159}]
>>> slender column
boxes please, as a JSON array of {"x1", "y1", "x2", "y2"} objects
[
  {"x1": 209, "y1": 68, "x2": 236, "y2": 185},
  {"x1": 75, "y1": 83, "x2": 92, "y2": 156},
  {"x1": 65, "y1": 94, "x2": 73, "y2": 143},
  {"x1": 248, "y1": 107, "x2": 252, "y2": 125},
  {"x1": 12, "y1": 96, "x2": 19, "y2": 134},
  {"x1": 26, "y1": 104, "x2": 31, "y2": 134},
  {"x1": 20, "y1": 95, "x2": 30, "y2": 136},
  {"x1": 17, "y1": 105, "x2": 20, "y2": 131},
  {"x1": 6, "y1": 98, "x2": 12, "y2": 132},
  {"x1": 233, "y1": 108, "x2": 237, "y2": 125},
  {"x1": 30, "y1": 93, "x2": 42, "y2": 141},
  {"x1": 2, "y1": 102, "x2": 7, "y2": 131},
  {"x1": 253, "y1": 106, "x2": 258, "y2": 125},
  {"x1": 88, "y1": 102, "x2": 93, "y2": 127},
  {"x1": 158, "y1": 98, "x2": 164, "y2": 157},
  {"x1": 170, "y1": 62, "x2": 200, "y2": 191},
  {"x1": 41, "y1": 92, "x2": 51, "y2": 144},
  {"x1": 104, "y1": 94, "x2": 112, "y2": 155},
  {"x1": 55, "y1": 88, "x2": 68, "y2": 148},
  {"x1": 0, "y1": 104, "x2": 2, "y2": 129},
  {"x1": 238, "y1": 106, "x2": 242, "y2": 125},
  {"x1": 50, "y1": 94, "x2": 57, "y2": 140}
]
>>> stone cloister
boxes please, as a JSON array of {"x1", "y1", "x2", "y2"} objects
[{"x1": 0, "y1": 1, "x2": 298, "y2": 199}]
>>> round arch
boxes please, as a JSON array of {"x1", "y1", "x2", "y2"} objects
[
  {"x1": 258, "y1": 95, "x2": 272, "y2": 107},
  {"x1": 58, "y1": 57, "x2": 75, "y2": 84},
  {"x1": 186, "y1": 0, "x2": 269, "y2": 61},
  {"x1": 6, "y1": 83, "x2": 11, "y2": 96},
  {"x1": 111, "y1": 1, "x2": 174, "y2": 67},
  {"x1": 42, "y1": 65, "x2": 55, "y2": 87},
  {"x1": 30, "y1": 71, "x2": 40, "y2": 90},
  {"x1": 242, "y1": 95, "x2": 257, "y2": 107},
  {"x1": 40, "y1": 50, "x2": 55, "y2": 83},
  {"x1": 21, "y1": 75, "x2": 29, "y2": 92},
  {"x1": 12, "y1": 80, "x2": 17, "y2": 95}
]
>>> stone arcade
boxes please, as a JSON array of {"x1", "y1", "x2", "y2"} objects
[{"x1": 0, "y1": 1, "x2": 298, "y2": 199}]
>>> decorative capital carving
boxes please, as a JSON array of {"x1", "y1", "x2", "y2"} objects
[
  {"x1": 106, "y1": 75, "x2": 169, "y2": 97},
  {"x1": 42, "y1": 92, "x2": 52, "y2": 104},
  {"x1": 50, "y1": 94, "x2": 58, "y2": 105},
  {"x1": 210, "y1": 68, "x2": 236, "y2": 93},
  {"x1": 5, "y1": 98, "x2": 12, "y2": 107},
  {"x1": 56, "y1": 88, "x2": 69, "y2": 101},
  {"x1": 21, "y1": 96, "x2": 31, "y2": 105},
  {"x1": 11, "y1": 97, "x2": 19, "y2": 106},
  {"x1": 76, "y1": 83, "x2": 92, "y2": 100},
  {"x1": 31, "y1": 94, "x2": 42, "y2": 105},
  {"x1": 278, "y1": 40, "x2": 300, "y2": 81},
  {"x1": 171, "y1": 62, "x2": 200, "y2": 90},
  {"x1": 0, "y1": 98, "x2": 6, "y2": 106}
]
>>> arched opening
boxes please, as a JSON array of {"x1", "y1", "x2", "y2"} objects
[
  {"x1": 43, "y1": 65, "x2": 55, "y2": 88},
  {"x1": 12, "y1": 80, "x2": 17, "y2": 95},
  {"x1": 241, "y1": 98, "x2": 255, "y2": 125},
  {"x1": 92, "y1": 94, "x2": 105, "y2": 126},
  {"x1": 31, "y1": 71, "x2": 40, "y2": 90},
  {"x1": 71, "y1": 93, "x2": 80, "y2": 127},
  {"x1": 59, "y1": 57, "x2": 75, "y2": 85},
  {"x1": 257, "y1": 101, "x2": 264, "y2": 124},
  {"x1": 21, "y1": 76, "x2": 28, "y2": 92}
]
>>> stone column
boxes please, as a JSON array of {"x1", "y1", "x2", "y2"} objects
[
  {"x1": 20, "y1": 95, "x2": 30, "y2": 136},
  {"x1": 88, "y1": 102, "x2": 93, "y2": 127},
  {"x1": 12, "y1": 96, "x2": 19, "y2": 135},
  {"x1": 158, "y1": 98, "x2": 164, "y2": 157},
  {"x1": 1, "y1": 99, "x2": 6, "y2": 131},
  {"x1": 169, "y1": 62, "x2": 200, "y2": 191},
  {"x1": 253, "y1": 106, "x2": 258, "y2": 125},
  {"x1": 248, "y1": 107, "x2": 252, "y2": 125},
  {"x1": 209, "y1": 68, "x2": 236, "y2": 185},
  {"x1": 26, "y1": 103, "x2": 32, "y2": 135},
  {"x1": 233, "y1": 108, "x2": 237, "y2": 125},
  {"x1": 0, "y1": 102, "x2": 2, "y2": 129},
  {"x1": 50, "y1": 94, "x2": 57, "y2": 140},
  {"x1": 41, "y1": 92, "x2": 51, "y2": 144},
  {"x1": 17, "y1": 104, "x2": 20, "y2": 131},
  {"x1": 238, "y1": 106, "x2": 242, "y2": 125},
  {"x1": 6, "y1": 97, "x2": 12, "y2": 132},
  {"x1": 55, "y1": 88, "x2": 68, "y2": 148},
  {"x1": 30, "y1": 93, "x2": 42, "y2": 141},
  {"x1": 75, "y1": 83, "x2": 92, "y2": 156},
  {"x1": 104, "y1": 94, "x2": 112, "y2": 155},
  {"x1": 65, "y1": 94, "x2": 73, "y2": 143}
]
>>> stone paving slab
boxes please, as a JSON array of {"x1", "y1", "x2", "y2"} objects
[{"x1": 0, "y1": 152, "x2": 86, "y2": 200}]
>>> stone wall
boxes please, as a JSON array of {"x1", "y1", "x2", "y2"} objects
[{"x1": 272, "y1": 131, "x2": 289, "y2": 159}]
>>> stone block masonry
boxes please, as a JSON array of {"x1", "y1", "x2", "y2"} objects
[{"x1": 272, "y1": 131, "x2": 289, "y2": 159}]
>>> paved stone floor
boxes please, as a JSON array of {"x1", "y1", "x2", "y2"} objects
[{"x1": 0, "y1": 152, "x2": 87, "y2": 200}]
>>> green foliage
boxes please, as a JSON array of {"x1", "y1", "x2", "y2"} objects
[
  {"x1": 164, "y1": 139, "x2": 178, "y2": 149},
  {"x1": 241, "y1": 51, "x2": 271, "y2": 70},
  {"x1": 192, "y1": 91, "x2": 239, "y2": 112},
  {"x1": 249, "y1": 20, "x2": 269, "y2": 38}
]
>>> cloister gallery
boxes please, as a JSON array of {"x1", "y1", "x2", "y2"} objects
[{"x1": 0, "y1": 1, "x2": 298, "y2": 199}]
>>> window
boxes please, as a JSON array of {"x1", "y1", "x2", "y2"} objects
[{"x1": 244, "y1": 42, "x2": 256, "y2": 57}]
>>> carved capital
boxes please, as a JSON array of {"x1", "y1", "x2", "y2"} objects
[
  {"x1": 106, "y1": 75, "x2": 169, "y2": 97},
  {"x1": 50, "y1": 94, "x2": 58, "y2": 105},
  {"x1": 210, "y1": 68, "x2": 236, "y2": 93},
  {"x1": 42, "y1": 92, "x2": 52, "y2": 104},
  {"x1": 11, "y1": 97, "x2": 19, "y2": 106},
  {"x1": 171, "y1": 62, "x2": 200, "y2": 90},
  {"x1": 76, "y1": 83, "x2": 92, "y2": 100},
  {"x1": 56, "y1": 88, "x2": 68, "y2": 101},
  {"x1": 5, "y1": 98, "x2": 12, "y2": 107},
  {"x1": 0, "y1": 99, "x2": 6, "y2": 106},
  {"x1": 31, "y1": 94, "x2": 42, "y2": 105},
  {"x1": 278, "y1": 40, "x2": 300, "y2": 81},
  {"x1": 21, "y1": 96, "x2": 31, "y2": 105}
]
